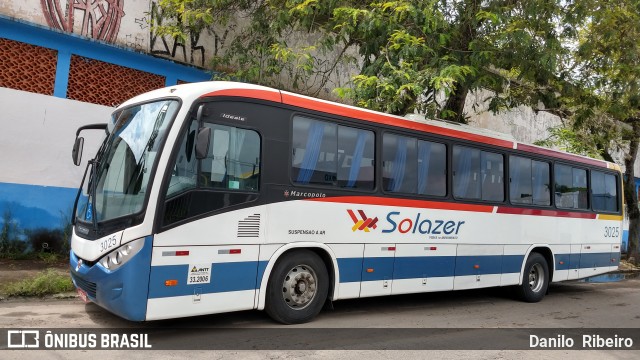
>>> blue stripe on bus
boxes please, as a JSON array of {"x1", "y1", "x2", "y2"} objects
[
  {"x1": 555, "y1": 253, "x2": 571, "y2": 270},
  {"x1": 146, "y1": 252, "x2": 620, "y2": 298},
  {"x1": 148, "y1": 261, "x2": 268, "y2": 299},
  {"x1": 569, "y1": 253, "x2": 581, "y2": 270},
  {"x1": 579, "y1": 252, "x2": 618, "y2": 268},
  {"x1": 362, "y1": 257, "x2": 395, "y2": 281},
  {"x1": 549, "y1": 253, "x2": 617, "y2": 271},
  {"x1": 611, "y1": 251, "x2": 621, "y2": 265},
  {"x1": 454, "y1": 255, "x2": 501, "y2": 276},
  {"x1": 501, "y1": 255, "x2": 526, "y2": 274},
  {"x1": 337, "y1": 258, "x2": 363, "y2": 283},
  {"x1": 393, "y1": 256, "x2": 456, "y2": 279},
  {"x1": 257, "y1": 261, "x2": 269, "y2": 288}
]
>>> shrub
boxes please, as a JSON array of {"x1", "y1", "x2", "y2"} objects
[{"x1": 1, "y1": 269, "x2": 74, "y2": 297}]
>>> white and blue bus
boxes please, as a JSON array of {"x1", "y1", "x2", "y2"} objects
[{"x1": 70, "y1": 81, "x2": 623, "y2": 324}]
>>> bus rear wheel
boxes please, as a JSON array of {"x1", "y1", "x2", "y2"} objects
[
  {"x1": 517, "y1": 252, "x2": 549, "y2": 303},
  {"x1": 265, "y1": 249, "x2": 329, "y2": 324}
]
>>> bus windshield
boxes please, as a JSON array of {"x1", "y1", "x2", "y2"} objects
[{"x1": 76, "y1": 99, "x2": 179, "y2": 225}]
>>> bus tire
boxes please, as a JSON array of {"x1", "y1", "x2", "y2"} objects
[
  {"x1": 517, "y1": 252, "x2": 549, "y2": 303},
  {"x1": 265, "y1": 249, "x2": 329, "y2": 324}
]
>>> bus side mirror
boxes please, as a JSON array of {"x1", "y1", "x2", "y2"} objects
[
  {"x1": 195, "y1": 127, "x2": 211, "y2": 160},
  {"x1": 72, "y1": 137, "x2": 85, "y2": 166}
]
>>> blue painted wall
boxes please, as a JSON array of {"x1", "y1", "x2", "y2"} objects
[{"x1": 0, "y1": 183, "x2": 78, "y2": 231}]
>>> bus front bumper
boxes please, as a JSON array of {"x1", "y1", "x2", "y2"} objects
[{"x1": 69, "y1": 236, "x2": 153, "y2": 321}]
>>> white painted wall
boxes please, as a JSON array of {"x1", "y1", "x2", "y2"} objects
[{"x1": 0, "y1": 87, "x2": 112, "y2": 188}]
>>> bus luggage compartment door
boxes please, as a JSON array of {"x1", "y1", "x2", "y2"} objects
[{"x1": 359, "y1": 243, "x2": 395, "y2": 298}]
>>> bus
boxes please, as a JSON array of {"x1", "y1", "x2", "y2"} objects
[{"x1": 69, "y1": 81, "x2": 623, "y2": 324}]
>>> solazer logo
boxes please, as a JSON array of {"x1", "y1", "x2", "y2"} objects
[
  {"x1": 347, "y1": 209, "x2": 378, "y2": 232},
  {"x1": 347, "y1": 209, "x2": 466, "y2": 236}
]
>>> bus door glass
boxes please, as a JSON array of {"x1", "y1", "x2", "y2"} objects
[{"x1": 162, "y1": 107, "x2": 261, "y2": 228}]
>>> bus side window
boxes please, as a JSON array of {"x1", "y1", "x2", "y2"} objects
[
  {"x1": 292, "y1": 116, "x2": 338, "y2": 186},
  {"x1": 532, "y1": 160, "x2": 551, "y2": 206},
  {"x1": 383, "y1": 134, "x2": 417, "y2": 193},
  {"x1": 337, "y1": 126, "x2": 375, "y2": 190},
  {"x1": 592, "y1": 171, "x2": 619, "y2": 212},
  {"x1": 555, "y1": 164, "x2": 588, "y2": 210},
  {"x1": 509, "y1": 156, "x2": 532, "y2": 204},
  {"x1": 200, "y1": 123, "x2": 261, "y2": 191},
  {"x1": 481, "y1": 151, "x2": 504, "y2": 202},
  {"x1": 166, "y1": 120, "x2": 198, "y2": 198},
  {"x1": 454, "y1": 146, "x2": 503, "y2": 202},
  {"x1": 417, "y1": 140, "x2": 447, "y2": 197},
  {"x1": 453, "y1": 146, "x2": 481, "y2": 200}
]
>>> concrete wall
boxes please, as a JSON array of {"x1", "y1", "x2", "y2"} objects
[
  {"x1": 0, "y1": 87, "x2": 110, "y2": 231},
  {"x1": 465, "y1": 90, "x2": 562, "y2": 145},
  {"x1": 0, "y1": 87, "x2": 109, "y2": 188}
]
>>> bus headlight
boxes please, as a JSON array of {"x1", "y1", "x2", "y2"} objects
[{"x1": 100, "y1": 238, "x2": 145, "y2": 271}]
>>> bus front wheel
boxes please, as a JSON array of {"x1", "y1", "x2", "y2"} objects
[
  {"x1": 517, "y1": 252, "x2": 549, "y2": 303},
  {"x1": 265, "y1": 249, "x2": 329, "y2": 324}
]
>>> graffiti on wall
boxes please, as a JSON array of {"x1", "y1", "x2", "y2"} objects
[
  {"x1": 149, "y1": 2, "x2": 205, "y2": 66},
  {"x1": 149, "y1": 1, "x2": 232, "y2": 68},
  {"x1": 40, "y1": 0, "x2": 125, "y2": 43}
]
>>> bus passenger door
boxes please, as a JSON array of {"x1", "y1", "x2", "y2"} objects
[
  {"x1": 392, "y1": 244, "x2": 456, "y2": 294},
  {"x1": 359, "y1": 243, "x2": 395, "y2": 298}
]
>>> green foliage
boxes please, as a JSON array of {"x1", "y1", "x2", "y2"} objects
[
  {"x1": 0, "y1": 208, "x2": 72, "y2": 260},
  {"x1": 1, "y1": 269, "x2": 74, "y2": 297},
  {"x1": 575, "y1": 0, "x2": 640, "y2": 122},
  {"x1": 570, "y1": 0, "x2": 640, "y2": 260},
  {"x1": 534, "y1": 126, "x2": 603, "y2": 159},
  {"x1": 154, "y1": 0, "x2": 580, "y2": 120},
  {"x1": 0, "y1": 210, "x2": 26, "y2": 259},
  {"x1": 37, "y1": 252, "x2": 62, "y2": 266}
]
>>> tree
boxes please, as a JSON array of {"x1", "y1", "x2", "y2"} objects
[
  {"x1": 329, "y1": 0, "x2": 582, "y2": 120},
  {"x1": 571, "y1": 0, "x2": 640, "y2": 263},
  {"x1": 155, "y1": 0, "x2": 583, "y2": 120}
]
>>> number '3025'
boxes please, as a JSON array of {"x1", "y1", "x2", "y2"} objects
[
  {"x1": 604, "y1": 226, "x2": 620, "y2": 238},
  {"x1": 99, "y1": 236, "x2": 118, "y2": 252}
]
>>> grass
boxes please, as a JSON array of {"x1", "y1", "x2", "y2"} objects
[
  {"x1": 37, "y1": 252, "x2": 62, "y2": 265},
  {"x1": 1, "y1": 269, "x2": 74, "y2": 297}
]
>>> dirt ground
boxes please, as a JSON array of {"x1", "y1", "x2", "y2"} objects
[{"x1": 0, "y1": 258, "x2": 69, "y2": 285}]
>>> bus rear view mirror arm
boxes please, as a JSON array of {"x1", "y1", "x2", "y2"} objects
[
  {"x1": 72, "y1": 123, "x2": 108, "y2": 166},
  {"x1": 195, "y1": 127, "x2": 211, "y2": 160}
]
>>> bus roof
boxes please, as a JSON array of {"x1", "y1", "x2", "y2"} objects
[{"x1": 120, "y1": 81, "x2": 617, "y2": 170}]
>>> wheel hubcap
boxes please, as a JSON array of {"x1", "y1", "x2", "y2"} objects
[
  {"x1": 282, "y1": 264, "x2": 317, "y2": 310},
  {"x1": 529, "y1": 263, "x2": 544, "y2": 293}
]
